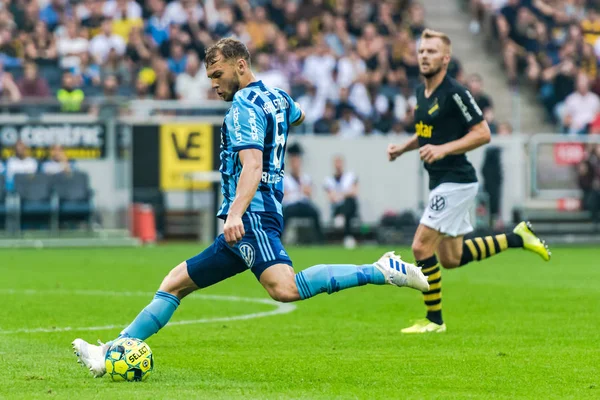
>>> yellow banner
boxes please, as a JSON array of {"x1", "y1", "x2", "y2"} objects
[{"x1": 160, "y1": 123, "x2": 213, "y2": 190}]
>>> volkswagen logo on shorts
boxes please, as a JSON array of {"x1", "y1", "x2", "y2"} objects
[
  {"x1": 239, "y1": 243, "x2": 255, "y2": 267},
  {"x1": 430, "y1": 195, "x2": 446, "y2": 211}
]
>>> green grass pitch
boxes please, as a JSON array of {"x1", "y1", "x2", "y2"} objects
[{"x1": 0, "y1": 244, "x2": 598, "y2": 399}]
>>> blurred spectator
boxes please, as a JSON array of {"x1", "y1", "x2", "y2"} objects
[
  {"x1": 495, "y1": 0, "x2": 539, "y2": 84},
  {"x1": 57, "y1": 21, "x2": 89, "y2": 69},
  {"x1": 254, "y1": 52, "x2": 289, "y2": 93},
  {"x1": 0, "y1": 63, "x2": 22, "y2": 102},
  {"x1": 80, "y1": 0, "x2": 106, "y2": 32},
  {"x1": 357, "y1": 23, "x2": 386, "y2": 74},
  {"x1": 481, "y1": 144, "x2": 504, "y2": 230},
  {"x1": 89, "y1": 19, "x2": 126, "y2": 64},
  {"x1": 164, "y1": 0, "x2": 204, "y2": 26},
  {"x1": 269, "y1": 36, "x2": 302, "y2": 86},
  {"x1": 167, "y1": 42, "x2": 188, "y2": 75},
  {"x1": 104, "y1": 0, "x2": 143, "y2": 20},
  {"x1": 393, "y1": 85, "x2": 417, "y2": 125},
  {"x1": 6, "y1": 140, "x2": 38, "y2": 188},
  {"x1": 125, "y1": 26, "x2": 152, "y2": 66},
  {"x1": 25, "y1": 21, "x2": 58, "y2": 66},
  {"x1": 18, "y1": 1, "x2": 39, "y2": 34},
  {"x1": 40, "y1": 0, "x2": 71, "y2": 32},
  {"x1": 562, "y1": 73, "x2": 600, "y2": 134},
  {"x1": 57, "y1": 71, "x2": 85, "y2": 113},
  {"x1": 175, "y1": 52, "x2": 210, "y2": 101},
  {"x1": 578, "y1": 144, "x2": 600, "y2": 230},
  {"x1": 289, "y1": 19, "x2": 314, "y2": 59},
  {"x1": 541, "y1": 58, "x2": 578, "y2": 123},
  {"x1": 324, "y1": 155, "x2": 360, "y2": 249},
  {"x1": 389, "y1": 120, "x2": 408, "y2": 136},
  {"x1": 302, "y1": 40, "x2": 336, "y2": 96},
  {"x1": 497, "y1": 121, "x2": 514, "y2": 136},
  {"x1": 101, "y1": 48, "x2": 131, "y2": 86},
  {"x1": 148, "y1": 56, "x2": 175, "y2": 98},
  {"x1": 282, "y1": 143, "x2": 323, "y2": 242},
  {"x1": 582, "y1": 9, "x2": 600, "y2": 47},
  {"x1": 313, "y1": 102, "x2": 339, "y2": 135},
  {"x1": 467, "y1": 73, "x2": 494, "y2": 116},
  {"x1": 17, "y1": 62, "x2": 50, "y2": 98},
  {"x1": 349, "y1": 77, "x2": 388, "y2": 121},
  {"x1": 41, "y1": 144, "x2": 73, "y2": 175},
  {"x1": 296, "y1": 83, "x2": 325, "y2": 127},
  {"x1": 145, "y1": 0, "x2": 170, "y2": 47},
  {"x1": 337, "y1": 49, "x2": 367, "y2": 89},
  {"x1": 246, "y1": 6, "x2": 277, "y2": 52},
  {"x1": 73, "y1": 52, "x2": 101, "y2": 88},
  {"x1": 338, "y1": 106, "x2": 365, "y2": 138},
  {"x1": 373, "y1": 106, "x2": 396, "y2": 135},
  {"x1": 407, "y1": 3, "x2": 427, "y2": 37},
  {"x1": 102, "y1": 74, "x2": 120, "y2": 98}
]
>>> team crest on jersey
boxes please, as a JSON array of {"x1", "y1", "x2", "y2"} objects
[
  {"x1": 430, "y1": 195, "x2": 446, "y2": 211},
  {"x1": 239, "y1": 243, "x2": 256, "y2": 267}
]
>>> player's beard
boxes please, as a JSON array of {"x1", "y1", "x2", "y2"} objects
[
  {"x1": 224, "y1": 75, "x2": 241, "y2": 102},
  {"x1": 421, "y1": 64, "x2": 443, "y2": 79}
]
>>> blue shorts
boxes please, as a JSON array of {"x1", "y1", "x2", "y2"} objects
[{"x1": 186, "y1": 212, "x2": 293, "y2": 288}]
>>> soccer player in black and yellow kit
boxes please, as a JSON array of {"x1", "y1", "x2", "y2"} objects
[{"x1": 387, "y1": 29, "x2": 551, "y2": 333}]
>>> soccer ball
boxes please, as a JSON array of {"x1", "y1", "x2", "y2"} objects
[{"x1": 104, "y1": 337, "x2": 154, "y2": 382}]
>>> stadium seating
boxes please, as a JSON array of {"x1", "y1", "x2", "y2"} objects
[
  {"x1": 13, "y1": 173, "x2": 59, "y2": 233},
  {"x1": 52, "y1": 172, "x2": 94, "y2": 229}
]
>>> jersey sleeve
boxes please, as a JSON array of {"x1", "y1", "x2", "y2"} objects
[
  {"x1": 451, "y1": 86, "x2": 485, "y2": 128},
  {"x1": 229, "y1": 95, "x2": 267, "y2": 152},
  {"x1": 289, "y1": 99, "x2": 303, "y2": 125},
  {"x1": 276, "y1": 89, "x2": 303, "y2": 125}
]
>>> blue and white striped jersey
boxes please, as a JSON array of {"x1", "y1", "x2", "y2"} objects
[{"x1": 217, "y1": 80, "x2": 302, "y2": 219}]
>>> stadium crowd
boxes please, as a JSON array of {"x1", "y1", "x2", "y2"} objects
[
  {"x1": 0, "y1": 0, "x2": 501, "y2": 136},
  {"x1": 470, "y1": 0, "x2": 600, "y2": 134}
]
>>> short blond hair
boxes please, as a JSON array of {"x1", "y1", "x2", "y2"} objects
[{"x1": 421, "y1": 29, "x2": 452, "y2": 54}]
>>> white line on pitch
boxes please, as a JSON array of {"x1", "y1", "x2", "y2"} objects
[{"x1": 0, "y1": 289, "x2": 296, "y2": 334}]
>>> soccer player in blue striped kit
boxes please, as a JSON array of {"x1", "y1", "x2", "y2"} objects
[{"x1": 72, "y1": 38, "x2": 429, "y2": 377}]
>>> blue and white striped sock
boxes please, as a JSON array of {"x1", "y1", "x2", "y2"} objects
[{"x1": 294, "y1": 264, "x2": 386, "y2": 300}]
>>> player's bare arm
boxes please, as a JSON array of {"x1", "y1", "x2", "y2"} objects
[
  {"x1": 387, "y1": 134, "x2": 419, "y2": 161},
  {"x1": 224, "y1": 148, "x2": 263, "y2": 245},
  {"x1": 419, "y1": 120, "x2": 491, "y2": 164}
]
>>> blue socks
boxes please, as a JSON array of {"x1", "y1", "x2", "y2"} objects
[
  {"x1": 295, "y1": 264, "x2": 386, "y2": 300},
  {"x1": 118, "y1": 291, "x2": 180, "y2": 341}
]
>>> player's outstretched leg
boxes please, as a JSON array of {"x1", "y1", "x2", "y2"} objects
[
  {"x1": 457, "y1": 221, "x2": 551, "y2": 266},
  {"x1": 260, "y1": 251, "x2": 429, "y2": 303},
  {"x1": 72, "y1": 262, "x2": 194, "y2": 377},
  {"x1": 72, "y1": 236, "x2": 246, "y2": 377}
]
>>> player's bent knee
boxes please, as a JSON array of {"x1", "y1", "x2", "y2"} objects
[
  {"x1": 269, "y1": 288, "x2": 299, "y2": 303},
  {"x1": 439, "y1": 257, "x2": 460, "y2": 269},
  {"x1": 265, "y1": 280, "x2": 300, "y2": 303},
  {"x1": 412, "y1": 241, "x2": 432, "y2": 260},
  {"x1": 159, "y1": 261, "x2": 198, "y2": 299}
]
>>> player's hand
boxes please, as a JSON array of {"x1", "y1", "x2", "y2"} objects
[
  {"x1": 387, "y1": 144, "x2": 403, "y2": 161},
  {"x1": 224, "y1": 214, "x2": 245, "y2": 246},
  {"x1": 420, "y1": 144, "x2": 448, "y2": 164}
]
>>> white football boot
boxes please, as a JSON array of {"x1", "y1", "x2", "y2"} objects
[
  {"x1": 72, "y1": 338, "x2": 109, "y2": 377},
  {"x1": 374, "y1": 251, "x2": 429, "y2": 292}
]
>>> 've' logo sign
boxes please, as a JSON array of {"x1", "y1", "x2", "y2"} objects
[{"x1": 171, "y1": 132, "x2": 201, "y2": 160}]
